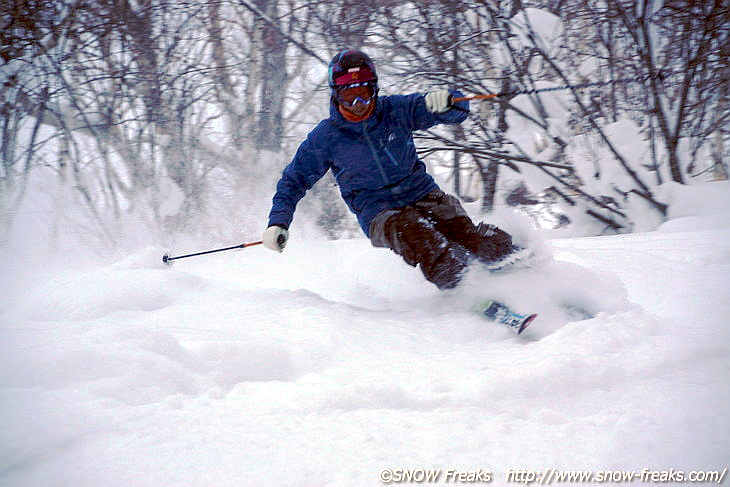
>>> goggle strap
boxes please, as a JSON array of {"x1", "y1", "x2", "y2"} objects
[{"x1": 336, "y1": 81, "x2": 376, "y2": 91}]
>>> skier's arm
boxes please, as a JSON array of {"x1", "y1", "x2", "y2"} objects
[{"x1": 267, "y1": 123, "x2": 330, "y2": 232}]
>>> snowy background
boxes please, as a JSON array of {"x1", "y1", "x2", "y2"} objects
[{"x1": 1, "y1": 179, "x2": 728, "y2": 486}]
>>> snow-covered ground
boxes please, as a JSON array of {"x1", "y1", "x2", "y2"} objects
[{"x1": 1, "y1": 182, "x2": 729, "y2": 486}]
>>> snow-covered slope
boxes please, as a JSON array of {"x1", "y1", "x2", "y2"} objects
[{"x1": 1, "y1": 182, "x2": 729, "y2": 487}]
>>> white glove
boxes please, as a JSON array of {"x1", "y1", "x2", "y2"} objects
[
  {"x1": 425, "y1": 90, "x2": 452, "y2": 114},
  {"x1": 263, "y1": 225, "x2": 289, "y2": 252}
]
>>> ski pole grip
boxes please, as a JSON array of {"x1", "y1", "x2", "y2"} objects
[{"x1": 448, "y1": 93, "x2": 472, "y2": 113}]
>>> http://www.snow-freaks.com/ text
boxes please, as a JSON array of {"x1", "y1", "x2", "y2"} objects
[{"x1": 377, "y1": 466, "x2": 727, "y2": 484}]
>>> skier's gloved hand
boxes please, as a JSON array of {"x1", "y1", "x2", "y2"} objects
[
  {"x1": 263, "y1": 225, "x2": 289, "y2": 252},
  {"x1": 425, "y1": 90, "x2": 452, "y2": 114}
]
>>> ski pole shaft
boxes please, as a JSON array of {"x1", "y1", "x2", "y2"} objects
[
  {"x1": 162, "y1": 241, "x2": 263, "y2": 264},
  {"x1": 452, "y1": 74, "x2": 665, "y2": 104}
]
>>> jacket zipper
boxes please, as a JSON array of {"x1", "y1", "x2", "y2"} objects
[
  {"x1": 383, "y1": 146, "x2": 399, "y2": 167},
  {"x1": 362, "y1": 123, "x2": 391, "y2": 186}
]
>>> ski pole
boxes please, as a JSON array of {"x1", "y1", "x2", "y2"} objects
[
  {"x1": 162, "y1": 240, "x2": 263, "y2": 265},
  {"x1": 450, "y1": 73, "x2": 669, "y2": 104}
]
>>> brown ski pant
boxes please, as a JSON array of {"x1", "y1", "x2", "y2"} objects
[{"x1": 369, "y1": 190, "x2": 512, "y2": 289}]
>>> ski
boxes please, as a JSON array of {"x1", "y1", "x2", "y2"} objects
[{"x1": 478, "y1": 300, "x2": 537, "y2": 334}]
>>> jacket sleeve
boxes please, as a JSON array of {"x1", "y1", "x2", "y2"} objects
[
  {"x1": 267, "y1": 123, "x2": 330, "y2": 229},
  {"x1": 403, "y1": 89, "x2": 470, "y2": 132}
]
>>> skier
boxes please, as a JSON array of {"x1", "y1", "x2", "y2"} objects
[{"x1": 262, "y1": 48, "x2": 517, "y2": 289}]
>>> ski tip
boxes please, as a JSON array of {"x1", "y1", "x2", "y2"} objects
[
  {"x1": 518, "y1": 313, "x2": 538, "y2": 334},
  {"x1": 162, "y1": 254, "x2": 174, "y2": 267}
]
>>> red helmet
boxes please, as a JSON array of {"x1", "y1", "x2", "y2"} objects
[{"x1": 328, "y1": 49, "x2": 378, "y2": 87}]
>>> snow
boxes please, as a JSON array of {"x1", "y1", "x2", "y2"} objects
[
  {"x1": 2, "y1": 182, "x2": 729, "y2": 486},
  {"x1": 510, "y1": 8, "x2": 563, "y2": 51}
]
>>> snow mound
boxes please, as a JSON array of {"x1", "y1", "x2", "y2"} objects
[
  {"x1": 657, "y1": 181, "x2": 730, "y2": 232},
  {"x1": 112, "y1": 245, "x2": 175, "y2": 270},
  {"x1": 14, "y1": 257, "x2": 207, "y2": 322}
]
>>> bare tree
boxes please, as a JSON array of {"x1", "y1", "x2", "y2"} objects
[
  {"x1": 1, "y1": 1, "x2": 78, "y2": 241},
  {"x1": 2, "y1": 0, "x2": 726, "y2": 248},
  {"x1": 603, "y1": 0, "x2": 729, "y2": 183},
  {"x1": 370, "y1": 0, "x2": 726, "y2": 233}
]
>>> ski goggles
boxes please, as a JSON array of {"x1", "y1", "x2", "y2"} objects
[{"x1": 335, "y1": 81, "x2": 376, "y2": 108}]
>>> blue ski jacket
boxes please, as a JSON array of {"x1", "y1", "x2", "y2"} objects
[{"x1": 267, "y1": 91, "x2": 469, "y2": 237}]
